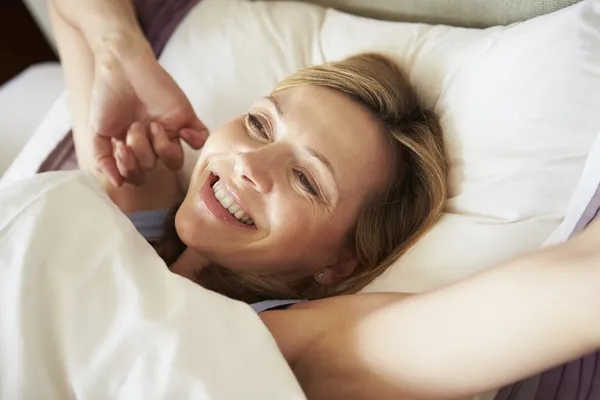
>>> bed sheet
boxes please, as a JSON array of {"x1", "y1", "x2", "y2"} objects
[{"x1": 0, "y1": 170, "x2": 306, "y2": 400}]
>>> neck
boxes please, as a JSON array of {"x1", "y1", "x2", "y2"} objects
[{"x1": 170, "y1": 247, "x2": 210, "y2": 280}]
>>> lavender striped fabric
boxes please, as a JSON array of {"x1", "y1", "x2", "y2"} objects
[
  {"x1": 134, "y1": 0, "x2": 200, "y2": 56},
  {"x1": 38, "y1": 0, "x2": 201, "y2": 173},
  {"x1": 38, "y1": 2, "x2": 600, "y2": 398},
  {"x1": 494, "y1": 185, "x2": 600, "y2": 399}
]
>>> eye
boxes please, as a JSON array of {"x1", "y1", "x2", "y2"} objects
[
  {"x1": 246, "y1": 113, "x2": 269, "y2": 139},
  {"x1": 294, "y1": 169, "x2": 319, "y2": 197}
]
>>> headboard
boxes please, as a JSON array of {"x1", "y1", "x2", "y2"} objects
[
  {"x1": 261, "y1": 0, "x2": 582, "y2": 27},
  {"x1": 25, "y1": 0, "x2": 581, "y2": 49}
]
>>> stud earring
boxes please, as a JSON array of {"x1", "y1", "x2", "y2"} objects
[{"x1": 317, "y1": 272, "x2": 324, "y2": 281}]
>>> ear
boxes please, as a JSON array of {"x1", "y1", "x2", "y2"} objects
[{"x1": 315, "y1": 249, "x2": 360, "y2": 285}]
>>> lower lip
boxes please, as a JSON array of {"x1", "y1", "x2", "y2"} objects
[{"x1": 197, "y1": 175, "x2": 257, "y2": 230}]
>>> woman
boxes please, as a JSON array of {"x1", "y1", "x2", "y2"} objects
[
  {"x1": 50, "y1": 0, "x2": 447, "y2": 305},
  {"x1": 48, "y1": 0, "x2": 600, "y2": 399}
]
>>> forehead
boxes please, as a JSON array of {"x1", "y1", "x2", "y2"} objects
[{"x1": 271, "y1": 85, "x2": 391, "y2": 196}]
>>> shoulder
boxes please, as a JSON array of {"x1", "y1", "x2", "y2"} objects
[
  {"x1": 259, "y1": 293, "x2": 410, "y2": 367},
  {"x1": 260, "y1": 293, "x2": 413, "y2": 399}
]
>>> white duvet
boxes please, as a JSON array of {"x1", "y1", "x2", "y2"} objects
[{"x1": 0, "y1": 171, "x2": 305, "y2": 400}]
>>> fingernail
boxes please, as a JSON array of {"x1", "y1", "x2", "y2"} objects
[
  {"x1": 180, "y1": 129, "x2": 191, "y2": 140},
  {"x1": 184, "y1": 128, "x2": 207, "y2": 141}
]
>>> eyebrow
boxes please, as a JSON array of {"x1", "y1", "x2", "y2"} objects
[
  {"x1": 305, "y1": 146, "x2": 337, "y2": 184},
  {"x1": 265, "y1": 95, "x2": 283, "y2": 118},
  {"x1": 265, "y1": 95, "x2": 339, "y2": 197}
]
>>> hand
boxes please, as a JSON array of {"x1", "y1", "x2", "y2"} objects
[
  {"x1": 90, "y1": 39, "x2": 208, "y2": 186},
  {"x1": 112, "y1": 121, "x2": 184, "y2": 186}
]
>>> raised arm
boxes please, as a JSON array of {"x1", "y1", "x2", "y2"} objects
[
  {"x1": 49, "y1": 0, "x2": 206, "y2": 211},
  {"x1": 52, "y1": 0, "x2": 139, "y2": 49},
  {"x1": 50, "y1": 0, "x2": 142, "y2": 175},
  {"x1": 262, "y1": 221, "x2": 600, "y2": 399}
]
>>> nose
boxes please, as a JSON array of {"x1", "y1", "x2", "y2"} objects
[{"x1": 234, "y1": 144, "x2": 287, "y2": 193}]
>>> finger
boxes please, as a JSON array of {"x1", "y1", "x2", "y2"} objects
[
  {"x1": 184, "y1": 117, "x2": 210, "y2": 148},
  {"x1": 115, "y1": 141, "x2": 145, "y2": 186},
  {"x1": 150, "y1": 122, "x2": 184, "y2": 171},
  {"x1": 180, "y1": 128, "x2": 208, "y2": 150},
  {"x1": 126, "y1": 122, "x2": 157, "y2": 171},
  {"x1": 94, "y1": 133, "x2": 123, "y2": 187}
]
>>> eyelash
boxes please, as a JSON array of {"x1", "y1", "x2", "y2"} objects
[
  {"x1": 246, "y1": 113, "x2": 269, "y2": 140},
  {"x1": 294, "y1": 169, "x2": 319, "y2": 197},
  {"x1": 245, "y1": 112, "x2": 322, "y2": 199}
]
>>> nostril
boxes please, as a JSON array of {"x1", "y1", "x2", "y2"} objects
[{"x1": 242, "y1": 175, "x2": 254, "y2": 185}]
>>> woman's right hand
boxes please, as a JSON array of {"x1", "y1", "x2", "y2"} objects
[
  {"x1": 91, "y1": 35, "x2": 208, "y2": 186},
  {"x1": 111, "y1": 121, "x2": 182, "y2": 186}
]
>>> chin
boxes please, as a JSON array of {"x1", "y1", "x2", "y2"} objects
[
  {"x1": 174, "y1": 204, "x2": 220, "y2": 255},
  {"x1": 174, "y1": 203, "x2": 201, "y2": 247}
]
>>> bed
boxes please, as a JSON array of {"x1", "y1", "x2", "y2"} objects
[
  {"x1": 2, "y1": 0, "x2": 599, "y2": 399},
  {"x1": 0, "y1": 62, "x2": 63, "y2": 176}
]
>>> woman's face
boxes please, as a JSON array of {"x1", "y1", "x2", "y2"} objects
[{"x1": 176, "y1": 85, "x2": 390, "y2": 283}]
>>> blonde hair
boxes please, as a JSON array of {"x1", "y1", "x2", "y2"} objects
[{"x1": 157, "y1": 53, "x2": 447, "y2": 303}]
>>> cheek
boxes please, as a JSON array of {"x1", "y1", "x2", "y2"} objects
[
  {"x1": 202, "y1": 119, "x2": 247, "y2": 154},
  {"x1": 268, "y1": 195, "x2": 346, "y2": 252},
  {"x1": 269, "y1": 193, "x2": 313, "y2": 231},
  {"x1": 174, "y1": 201, "x2": 206, "y2": 241},
  {"x1": 265, "y1": 195, "x2": 323, "y2": 257},
  {"x1": 174, "y1": 204, "x2": 197, "y2": 246}
]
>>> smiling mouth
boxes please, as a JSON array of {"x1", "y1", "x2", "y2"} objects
[{"x1": 210, "y1": 175, "x2": 255, "y2": 226}]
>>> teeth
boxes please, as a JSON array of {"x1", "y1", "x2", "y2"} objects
[
  {"x1": 214, "y1": 188, "x2": 226, "y2": 201},
  {"x1": 234, "y1": 210, "x2": 245, "y2": 219},
  {"x1": 220, "y1": 195, "x2": 234, "y2": 209},
  {"x1": 211, "y1": 180, "x2": 254, "y2": 225}
]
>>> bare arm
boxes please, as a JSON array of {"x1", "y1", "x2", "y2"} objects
[
  {"x1": 50, "y1": 0, "x2": 140, "y2": 171},
  {"x1": 262, "y1": 224, "x2": 600, "y2": 399},
  {"x1": 49, "y1": 0, "x2": 100, "y2": 173},
  {"x1": 52, "y1": 0, "x2": 139, "y2": 50}
]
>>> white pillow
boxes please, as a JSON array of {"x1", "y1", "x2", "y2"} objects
[
  {"x1": 0, "y1": 171, "x2": 305, "y2": 400},
  {"x1": 5, "y1": 0, "x2": 600, "y2": 296},
  {"x1": 159, "y1": 0, "x2": 600, "y2": 293},
  {"x1": 322, "y1": 1, "x2": 600, "y2": 292}
]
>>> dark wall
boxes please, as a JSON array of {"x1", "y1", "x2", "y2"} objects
[{"x1": 0, "y1": 1, "x2": 57, "y2": 85}]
